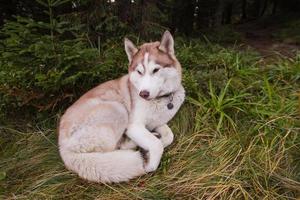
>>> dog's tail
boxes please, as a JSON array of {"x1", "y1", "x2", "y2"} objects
[{"x1": 60, "y1": 148, "x2": 145, "y2": 183}]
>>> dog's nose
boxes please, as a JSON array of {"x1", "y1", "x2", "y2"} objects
[{"x1": 139, "y1": 90, "x2": 150, "y2": 99}]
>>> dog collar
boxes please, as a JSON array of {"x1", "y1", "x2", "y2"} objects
[{"x1": 156, "y1": 92, "x2": 174, "y2": 110}]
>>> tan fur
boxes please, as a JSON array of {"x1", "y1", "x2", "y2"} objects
[
  {"x1": 130, "y1": 42, "x2": 175, "y2": 67},
  {"x1": 59, "y1": 76, "x2": 131, "y2": 140}
]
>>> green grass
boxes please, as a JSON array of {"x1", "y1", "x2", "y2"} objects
[{"x1": 1, "y1": 44, "x2": 300, "y2": 199}]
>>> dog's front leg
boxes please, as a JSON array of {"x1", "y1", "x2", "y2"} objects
[
  {"x1": 154, "y1": 124, "x2": 174, "y2": 148},
  {"x1": 127, "y1": 124, "x2": 164, "y2": 173}
]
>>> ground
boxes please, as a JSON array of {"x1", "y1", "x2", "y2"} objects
[{"x1": 236, "y1": 17, "x2": 300, "y2": 59}]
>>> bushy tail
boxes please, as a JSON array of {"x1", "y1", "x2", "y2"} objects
[{"x1": 60, "y1": 149, "x2": 145, "y2": 183}]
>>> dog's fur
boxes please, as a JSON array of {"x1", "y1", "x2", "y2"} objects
[{"x1": 58, "y1": 31, "x2": 185, "y2": 183}]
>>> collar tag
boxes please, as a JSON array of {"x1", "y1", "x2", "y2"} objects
[
  {"x1": 167, "y1": 93, "x2": 174, "y2": 109},
  {"x1": 167, "y1": 102, "x2": 174, "y2": 110}
]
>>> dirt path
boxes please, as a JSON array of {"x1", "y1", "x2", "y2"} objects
[{"x1": 236, "y1": 21, "x2": 300, "y2": 59}]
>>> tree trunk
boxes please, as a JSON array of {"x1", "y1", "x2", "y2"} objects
[
  {"x1": 260, "y1": 0, "x2": 269, "y2": 17},
  {"x1": 253, "y1": 0, "x2": 261, "y2": 18},
  {"x1": 225, "y1": 2, "x2": 233, "y2": 24},
  {"x1": 172, "y1": 0, "x2": 194, "y2": 36},
  {"x1": 214, "y1": 0, "x2": 225, "y2": 27},
  {"x1": 195, "y1": 0, "x2": 206, "y2": 29},
  {"x1": 117, "y1": 0, "x2": 131, "y2": 23},
  {"x1": 272, "y1": 0, "x2": 278, "y2": 15},
  {"x1": 139, "y1": 0, "x2": 146, "y2": 36},
  {"x1": 241, "y1": 0, "x2": 247, "y2": 20}
]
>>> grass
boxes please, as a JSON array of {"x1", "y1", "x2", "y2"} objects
[{"x1": 1, "y1": 43, "x2": 300, "y2": 199}]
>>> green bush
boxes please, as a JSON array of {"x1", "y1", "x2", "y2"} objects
[{"x1": 0, "y1": 16, "x2": 128, "y2": 113}]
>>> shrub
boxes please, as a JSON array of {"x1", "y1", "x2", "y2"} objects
[{"x1": 0, "y1": 16, "x2": 128, "y2": 114}]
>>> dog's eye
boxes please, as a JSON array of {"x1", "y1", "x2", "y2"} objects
[
  {"x1": 137, "y1": 70, "x2": 142, "y2": 75},
  {"x1": 152, "y1": 68, "x2": 160, "y2": 74}
]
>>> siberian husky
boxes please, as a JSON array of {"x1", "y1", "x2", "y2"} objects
[{"x1": 58, "y1": 31, "x2": 185, "y2": 183}]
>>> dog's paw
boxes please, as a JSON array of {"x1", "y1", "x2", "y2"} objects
[
  {"x1": 152, "y1": 132, "x2": 161, "y2": 139},
  {"x1": 155, "y1": 125, "x2": 174, "y2": 148},
  {"x1": 139, "y1": 147, "x2": 149, "y2": 162},
  {"x1": 144, "y1": 161, "x2": 159, "y2": 173},
  {"x1": 138, "y1": 148, "x2": 157, "y2": 172},
  {"x1": 144, "y1": 152, "x2": 163, "y2": 173}
]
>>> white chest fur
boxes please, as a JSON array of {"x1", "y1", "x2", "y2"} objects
[{"x1": 130, "y1": 85, "x2": 185, "y2": 131}]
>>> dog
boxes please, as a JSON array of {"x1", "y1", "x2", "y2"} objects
[{"x1": 58, "y1": 31, "x2": 185, "y2": 183}]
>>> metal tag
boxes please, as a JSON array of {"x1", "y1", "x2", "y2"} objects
[{"x1": 167, "y1": 102, "x2": 174, "y2": 110}]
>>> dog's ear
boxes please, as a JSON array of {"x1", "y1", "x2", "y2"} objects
[
  {"x1": 159, "y1": 30, "x2": 174, "y2": 55},
  {"x1": 124, "y1": 38, "x2": 138, "y2": 63}
]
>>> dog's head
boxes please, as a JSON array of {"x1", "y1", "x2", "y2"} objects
[{"x1": 125, "y1": 31, "x2": 182, "y2": 100}]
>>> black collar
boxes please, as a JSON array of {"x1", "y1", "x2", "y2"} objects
[
  {"x1": 155, "y1": 92, "x2": 174, "y2": 100},
  {"x1": 155, "y1": 92, "x2": 175, "y2": 110}
]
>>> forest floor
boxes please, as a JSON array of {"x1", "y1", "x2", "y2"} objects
[{"x1": 236, "y1": 17, "x2": 300, "y2": 60}]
